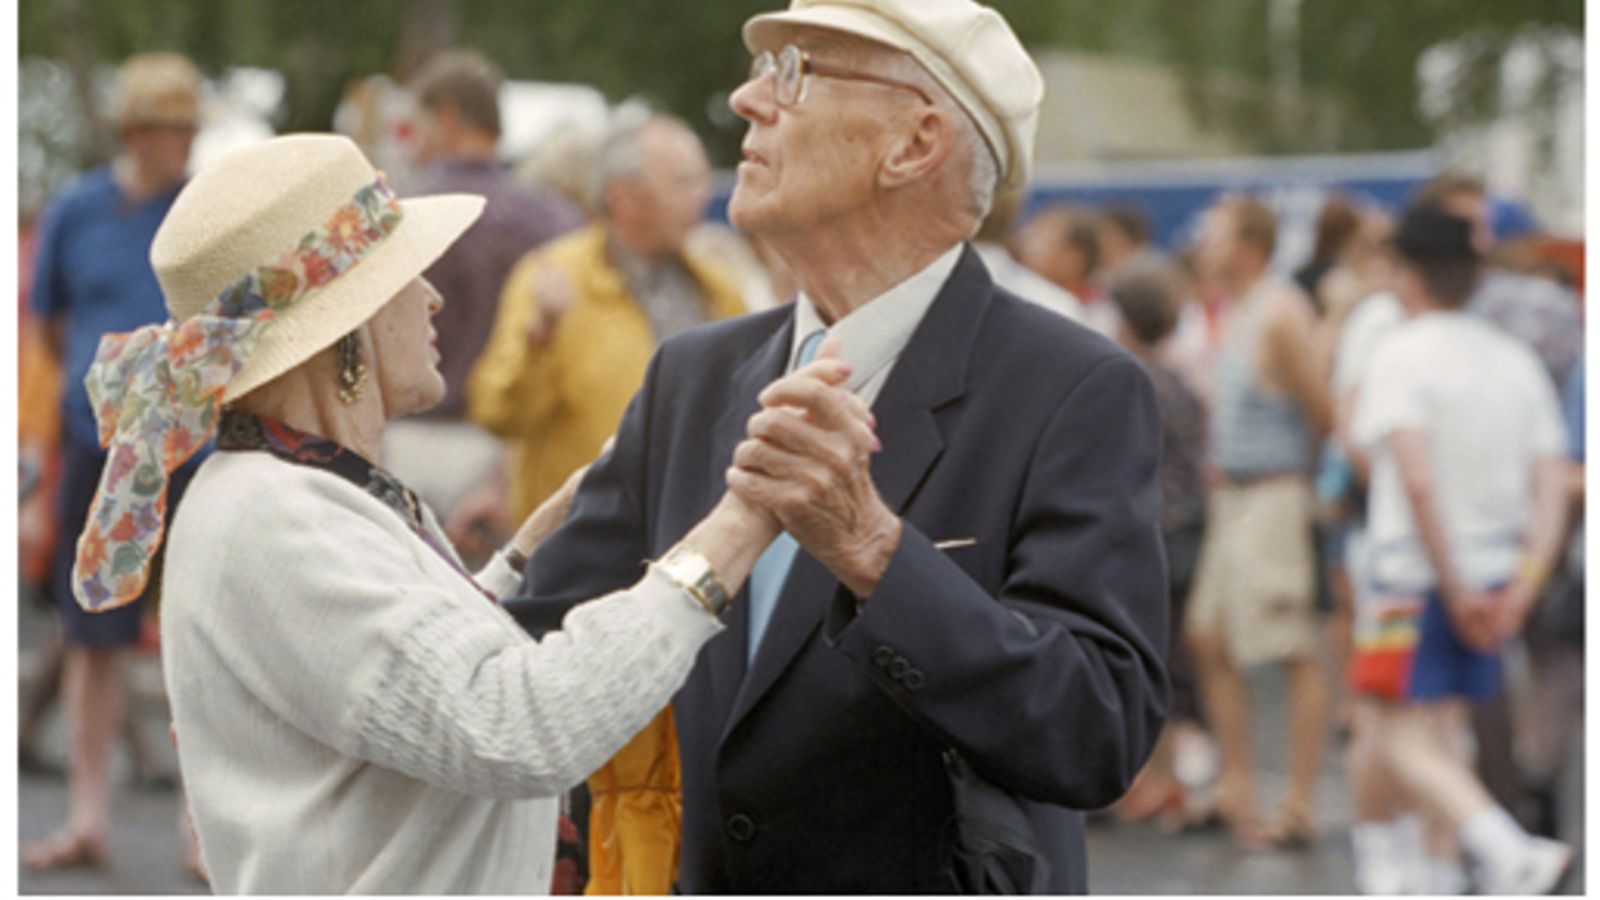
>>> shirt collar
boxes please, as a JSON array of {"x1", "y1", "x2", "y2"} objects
[{"x1": 788, "y1": 243, "x2": 964, "y2": 390}]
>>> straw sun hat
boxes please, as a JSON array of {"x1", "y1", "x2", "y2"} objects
[
  {"x1": 154, "y1": 133, "x2": 484, "y2": 401},
  {"x1": 74, "y1": 133, "x2": 482, "y2": 613}
]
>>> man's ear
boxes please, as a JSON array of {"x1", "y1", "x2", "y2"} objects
[{"x1": 878, "y1": 106, "x2": 953, "y2": 191}]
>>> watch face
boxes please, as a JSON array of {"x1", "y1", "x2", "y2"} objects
[
  {"x1": 662, "y1": 555, "x2": 704, "y2": 589},
  {"x1": 669, "y1": 554, "x2": 709, "y2": 581},
  {"x1": 663, "y1": 550, "x2": 728, "y2": 615}
]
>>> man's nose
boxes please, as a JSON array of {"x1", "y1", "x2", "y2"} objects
[{"x1": 730, "y1": 73, "x2": 778, "y2": 125}]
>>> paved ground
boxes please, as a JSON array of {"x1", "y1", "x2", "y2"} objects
[{"x1": 17, "y1": 594, "x2": 1584, "y2": 894}]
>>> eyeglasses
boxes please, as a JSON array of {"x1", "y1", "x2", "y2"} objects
[{"x1": 748, "y1": 44, "x2": 933, "y2": 108}]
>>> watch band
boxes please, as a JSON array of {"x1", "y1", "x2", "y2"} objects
[
  {"x1": 655, "y1": 548, "x2": 732, "y2": 616},
  {"x1": 499, "y1": 544, "x2": 530, "y2": 573}
]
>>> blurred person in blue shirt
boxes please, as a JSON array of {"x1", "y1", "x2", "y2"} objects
[{"x1": 24, "y1": 53, "x2": 207, "y2": 877}]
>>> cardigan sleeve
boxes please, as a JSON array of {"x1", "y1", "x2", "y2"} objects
[{"x1": 201, "y1": 467, "x2": 721, "y2": 801}]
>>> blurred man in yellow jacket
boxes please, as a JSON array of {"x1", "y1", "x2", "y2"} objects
[{"x1": 469, "y1": 113, "x2": 744, "y2": 894}]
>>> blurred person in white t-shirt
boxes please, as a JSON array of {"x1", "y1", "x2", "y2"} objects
[{"x1": 1347, "y1": 206, "x2": 1571, "y2": 895}]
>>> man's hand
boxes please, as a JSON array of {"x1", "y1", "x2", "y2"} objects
[
  {"x1": 727, "y1": 342, "x2": 896, "y2": 598},
  {"x1": 1489, "y1": 578, "x2": 1541, "y2": 645},
  {"x1": 1444, "y1": 587, "x2": 1501, "y2": 653},
  {"x1": 524, "y1": 265, "x2": 576, "y2": 349}
]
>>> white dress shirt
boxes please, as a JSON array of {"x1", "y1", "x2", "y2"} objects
[{"x1": 787, "y1": 243, "x2": 964, "y2": 405}]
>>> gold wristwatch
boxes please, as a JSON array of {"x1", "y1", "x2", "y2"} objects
[{"x1": 656, "y1": 548, "x2": 732, "y2": 616}]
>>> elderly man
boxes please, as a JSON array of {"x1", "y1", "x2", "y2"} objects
[
  {"x1": 470, "y1": 114, "x2": 745, "y2": 523},
  {"x1": 509, "y1": 1, "x2": 1167, "y2": 892}
]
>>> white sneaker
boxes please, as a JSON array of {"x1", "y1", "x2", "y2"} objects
[
  {"x1": 1354, "y1": 851, "x2": 1416, "y2": 895},
  {"x1": 1351, "y1": 821, "x2": 1426, "y2": 894},
  {"x1": 1479, "y1": 836, "x2": 1573, "y2": 896}
]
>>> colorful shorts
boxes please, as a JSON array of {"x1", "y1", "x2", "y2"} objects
[{"x1": 1349, "y1": 588, "x2": 1501, "y2": 702}]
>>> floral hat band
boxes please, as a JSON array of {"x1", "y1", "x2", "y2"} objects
[{"x1": 73, "y1": 175, "x2": 404, "y2": 612}]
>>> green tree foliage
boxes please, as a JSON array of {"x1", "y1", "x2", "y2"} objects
[{"x1": 19, "y1": 0, "x2": 1583, "y2": 170}]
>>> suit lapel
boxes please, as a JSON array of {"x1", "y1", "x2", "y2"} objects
[
  {"x1": 720, "y1": 246, "x2": 995, "y2": 742},
  {"x1": 724, "y1": 548, "x2": 832, "y2": 734}
]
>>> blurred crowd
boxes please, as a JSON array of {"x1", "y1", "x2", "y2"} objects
[{"x1": 18, "y1": 46, "x2": 1584, "y2": 895}]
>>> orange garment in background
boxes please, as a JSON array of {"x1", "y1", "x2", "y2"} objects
[
  {"x1": 585, "y1": 709, "x2": 681, "y2": 894},
  {"x1": 18, "y1": 228, "x2": 62, "y2": 586},
  {"x1": 19, "y1": 310, "x2": 61, "y2": 449}
]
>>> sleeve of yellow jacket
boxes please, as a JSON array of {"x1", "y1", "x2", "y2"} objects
[{"x1": 466, "y1": 240, "x2": 573, "y2": 441}]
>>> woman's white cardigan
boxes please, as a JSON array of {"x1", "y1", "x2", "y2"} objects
[{"x1": 160, "y1": 450, "x2": 721, "y2": 893}]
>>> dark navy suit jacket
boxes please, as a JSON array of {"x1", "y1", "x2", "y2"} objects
[{"x1": 508, "y1": 246, "x2": 1169, "y2": 894}]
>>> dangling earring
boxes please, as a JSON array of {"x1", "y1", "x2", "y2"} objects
[{"x1": 336, "y1": 331, "x2": 368, "y2": 404}]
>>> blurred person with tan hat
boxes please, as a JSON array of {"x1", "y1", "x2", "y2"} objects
[
  {"x1": 77, "y1": 132, "x2": 842, "y2": 892},
  {"x1": 506, "y1": 0, "x2": 1168, "y2": 891},
  {"x1": 23, "y1": 51, "x2": 207, "y2": 874}
]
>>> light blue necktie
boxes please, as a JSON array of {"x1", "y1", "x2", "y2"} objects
[{"x1": 747, "y1": 328, "x2": 828, "y2": 662}]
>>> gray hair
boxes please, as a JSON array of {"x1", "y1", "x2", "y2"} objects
[
  {"x1": 590, "y1": 109, "x2": 651, "y2": 214},
  {"x1": 590, "y1": 110, "x2": 695, "y2": 215},
  {"x1": 951, "y1": 109, "x2": 999, "y2": 221}
]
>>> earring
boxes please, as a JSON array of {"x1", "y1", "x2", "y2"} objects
[{"x1": 336, "y1": 331, "x2": 368, "y2": 404}]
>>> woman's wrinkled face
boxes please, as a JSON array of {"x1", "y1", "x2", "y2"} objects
[{"x1": 366, "y1": 277, "x2": 446, "y2": 419}]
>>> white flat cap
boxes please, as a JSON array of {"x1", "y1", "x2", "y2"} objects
[{"x1": 743, "y1": 0, "x2": 1045, "y2": 194}]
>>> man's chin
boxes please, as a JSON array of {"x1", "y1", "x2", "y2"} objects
[{"x1": 727, "y1": 191, "x2": 767, "y2": 234}]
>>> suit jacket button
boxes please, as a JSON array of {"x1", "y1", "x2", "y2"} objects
[
  {"x1": 890, "y1": 657, "x2": 911, "y2": 678},
  {"x1": 904, "y1": 669, "x2": 925, "y2": 690},
  {"x1": 873, "y1": 646, "x2": 895, "y2": 668},
  {"x1": 726, "y1": 813, "x2": 757, "y2": 842}
]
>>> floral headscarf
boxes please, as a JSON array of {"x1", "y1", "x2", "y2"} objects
[{"x1": 73, "y1": 176, "x2": 403, "y2": 612}]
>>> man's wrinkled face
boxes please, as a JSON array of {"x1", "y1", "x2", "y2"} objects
[{"x1": 727, "y1": 29, "x2": 900, "y2": 238}]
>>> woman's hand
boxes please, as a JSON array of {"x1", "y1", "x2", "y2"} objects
[{"x1": 508, "y1": 437, "x2": 614, "y2": 558}]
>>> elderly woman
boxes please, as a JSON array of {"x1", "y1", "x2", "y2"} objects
[{"x1": 70, "y1": 134, "x2": 864, "y2": 893}]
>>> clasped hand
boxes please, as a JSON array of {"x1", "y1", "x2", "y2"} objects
[
  {"x1": 1446, "y1": 579, "x2": 1540, "y2": 653},
  {"x1": 727, "y1": 338, "x2": 901, "y2": 598}
]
